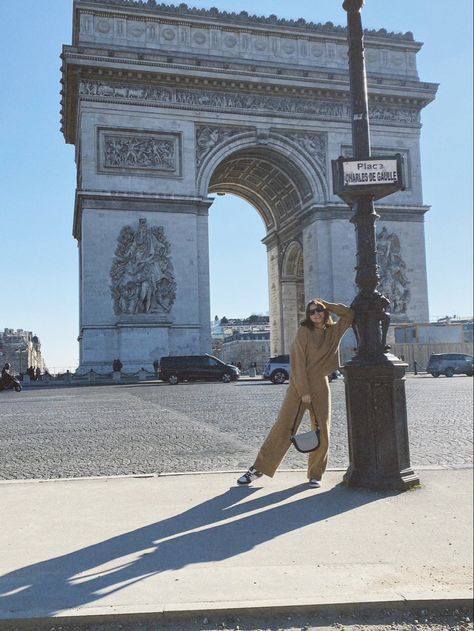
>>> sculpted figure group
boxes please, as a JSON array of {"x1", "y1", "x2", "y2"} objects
[{"x1": 110, "y1": 219, "x2": 176, "y2": 316}]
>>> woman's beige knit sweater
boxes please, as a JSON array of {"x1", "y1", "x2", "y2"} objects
[{"x1": 289, "y1": 301, "x2": 354, "y2": 397}]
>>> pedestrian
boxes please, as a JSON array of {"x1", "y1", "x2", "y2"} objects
[
  {"x1": 1, "y1": 362, "x2": 13, "y2": 386},
  {"x1": 237, "y1": 298, "x2": 354, "y2": 489}
]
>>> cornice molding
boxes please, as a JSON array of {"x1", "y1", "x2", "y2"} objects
[
  {"x1": 73, "y1": 189, "x2": 212, "y2": 238},
  {"x1": 76, "y1": 0, "x2": 416, "y2": 43}
]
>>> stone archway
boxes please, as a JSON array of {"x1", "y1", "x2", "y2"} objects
[
  {"x1": 61, "y1": 1, "x2": 436, "y2": 372},
  {"x1": 200, "y1": 137, "x2": 319, "y2": 355}
]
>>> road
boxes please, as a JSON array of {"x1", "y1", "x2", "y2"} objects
[{"x1": 0, "y1": 375, "x2": 472, "y2": 479}]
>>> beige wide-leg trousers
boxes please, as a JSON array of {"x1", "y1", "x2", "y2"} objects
[{"x1": 254, "y1": 376, "x2": 331, "y2": 480}]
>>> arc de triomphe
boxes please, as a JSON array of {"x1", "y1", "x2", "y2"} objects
[{"x1": 61, "y1": 0, "x2": 437, "y2": 373}]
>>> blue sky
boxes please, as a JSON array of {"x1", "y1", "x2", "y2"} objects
[{"x1": 0, "y1": 0, "x2": 472, "y2": 370}]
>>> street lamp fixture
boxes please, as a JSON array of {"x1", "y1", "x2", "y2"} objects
[{"x1": 332, "y1": 0, "x2": 419, "y2": 491}]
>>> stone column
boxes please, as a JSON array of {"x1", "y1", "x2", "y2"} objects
[
  {"x1": 303, "y1": 218, "x2": 332, "y2": 301},
  {"x1": 281, "y1": 280, "x2": 299, "y2": 351},
  {"x1": 267, "y1": 242, "x2": 283, "y2": 356},
  {"x1": 303, "y1": 214, "x2": 356, "y2": 303},
  {"x1": 197, "y1": 206, "x2": 212, "y2": 354}
]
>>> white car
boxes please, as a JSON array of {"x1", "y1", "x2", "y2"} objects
[
  {"x1": 263, "y1": 355, "x2": 290, "y2": 384},
  {"x1": 263, "y1": 355, "x2": 342, "y2": 385}
]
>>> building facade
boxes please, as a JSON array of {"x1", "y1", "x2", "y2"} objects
[
  {"x1": 61, "y1": 1, "x2": 437, "y2": 372},
  {"x1": 0, "y1": 329, "x2": 46, "y2": 375}
]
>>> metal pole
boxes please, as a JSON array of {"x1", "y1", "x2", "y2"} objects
[
  {"x1": 341, "y1": 0, "x2": 419, "y2": 490},
  {"x1": 343, "y1": 0, "x2": 389, "y2": 360}
]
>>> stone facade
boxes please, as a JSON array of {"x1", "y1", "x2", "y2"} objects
[
  {"x1": 61, "y1": 1, "x2": 437, "y2": 372},
  {"x1": 220, "y1": 331, "x2": 270, "y2": 373},
  {"x1": 0, "y1": 329, "x2": 46, "y2": 375}
]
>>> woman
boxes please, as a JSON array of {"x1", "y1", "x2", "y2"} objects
[{"x1": 237, "y1": 298, "x2": 354, "y2": 488}]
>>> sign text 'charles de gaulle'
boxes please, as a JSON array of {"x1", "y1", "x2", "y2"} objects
[{"x1": 332, "y1": 153, "x2": 405, "y2": 204}]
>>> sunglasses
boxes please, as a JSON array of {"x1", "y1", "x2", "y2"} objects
[{"x1": 308, "y1": 306, "x2": 325, "y2": 315}]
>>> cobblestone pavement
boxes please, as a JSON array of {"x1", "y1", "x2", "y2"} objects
[{"x1": 0, "y1": 375, "x2": 472, "y2": 480}]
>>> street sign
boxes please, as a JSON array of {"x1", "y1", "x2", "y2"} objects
[{"x1": 332, "y1": 153, "x2": 405, "y2": 203}]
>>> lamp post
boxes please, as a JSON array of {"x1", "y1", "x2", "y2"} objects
[
  {"x1": 16, "y1": 347, "x2": 27, "y2": 376},
  {"x1": 336, "y1": 0, "x2": 419, "y2": 490}
]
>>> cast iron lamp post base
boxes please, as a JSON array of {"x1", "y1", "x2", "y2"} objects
[{"x1": 343, "y1": 356, "x2": 420, "y2": 491}]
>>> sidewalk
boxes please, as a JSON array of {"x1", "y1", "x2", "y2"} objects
[{"x1": 0, "y1": 468, "x2": 472, "y2": 624}]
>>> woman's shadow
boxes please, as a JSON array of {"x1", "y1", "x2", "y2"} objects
[{"x1": 0, "y1": 480, "x2": 388, "y2": 617}]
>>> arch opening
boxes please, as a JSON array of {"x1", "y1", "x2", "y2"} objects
[
  {"x1": 208, "y1": 146, "x2": 313, "y2": 232},
  {"x1": 207, "y1": 145, "x2": 311, "y2": 359}
]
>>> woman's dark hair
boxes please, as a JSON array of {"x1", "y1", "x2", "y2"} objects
[{"x1": 300, "y1": 299, "x2": 332, "y2": 329}]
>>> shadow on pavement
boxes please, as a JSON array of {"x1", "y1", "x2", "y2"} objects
[{"x1": 0, "y1": 481, "x2": 389, "y2": 617}]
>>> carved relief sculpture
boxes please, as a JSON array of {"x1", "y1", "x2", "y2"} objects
[
  {"x1": 280, "y1": 132, "x2": 327, "y2": 173},
  {"x1": 80, "y1": 80, "x2": 419, "y2": 126},
  {"x1": 104, "y1": 135, "x2": 175, "y2": 170},
  {"x1": 195, "y1": 126, "x2": 245, "y2": 166},
  {"x1": 110, "y1": 219, "x2": 176, "y2": 315},
  {"x1": 377, "y1": 227, "x2": 410, "y2": 315}
]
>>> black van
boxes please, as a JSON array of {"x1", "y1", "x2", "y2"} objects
[{"x1": 159, "y1": 354, "x2": 240, "y2": 384}]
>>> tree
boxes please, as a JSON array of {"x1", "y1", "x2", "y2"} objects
[{"x1": 220, "y1": 316, "x2": 229, "y2": 324}]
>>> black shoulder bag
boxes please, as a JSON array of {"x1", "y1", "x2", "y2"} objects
[{"x1": 290, "y1": 402, "x2": 321, "y2": 453}]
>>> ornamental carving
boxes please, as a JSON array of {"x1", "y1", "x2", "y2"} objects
[
  {"x1": 81, "y1": 0, "x2": 414, "y2": 40},
  {"x1": 196, "y1": 127, "x2": 246, "y2": 166},
  {"x1": 80, "y1": 80, "x2": 349, "y2": 120},
  {"x1": 370, "y1": 105, "x2": 419, "y2": 124},
  {"x1": 175, "y1": 89, "x2": 347, "y2": 119},
  {"x1": 280, "y1": 132, "x2": 327, "y2": 174},
  {"x1": 377, "y1": 227, "x2": 410, "y2": 315},
  {"x1": 110, "y1": 219, "x2": 176, "y2": 315},
  {"x1": 80, "y1": 81, "x2": 419, "y2": 126},
  {"x1": 104, "y1": 134, "x2": 176, "y2": 171}
]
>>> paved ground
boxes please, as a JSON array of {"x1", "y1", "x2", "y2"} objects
[
  {"x1": 0, "y1": 375, "x2": 472, "y2": 479},
  {"x1": 0, "y1": 470, "x2": 472, "y2": 629}
]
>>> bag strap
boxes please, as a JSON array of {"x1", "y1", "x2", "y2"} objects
[{"x1": 290, "y1": 401, "x2": 320, "y2": 435}]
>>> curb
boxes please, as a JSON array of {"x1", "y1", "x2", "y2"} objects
[
  {"x1": 0, "y1": 464, "x2": 472, "y2": 485},
  {"x1": 0, "y1": 596, "x2": 472, "y2": 630}
]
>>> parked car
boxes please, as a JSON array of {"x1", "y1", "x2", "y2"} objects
[
  {"x1": 158, "y1": 354, "x2": 240, "y2": 385},
  {"x1": 263, "y1": 355, "x2": 290, "y2": 384},
  {"x1": 426, "y1": 353, "x2": 474, "y2": 378},
  {"x1": 263, "y1": 355, "x2": 342, "y2": 384}
]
